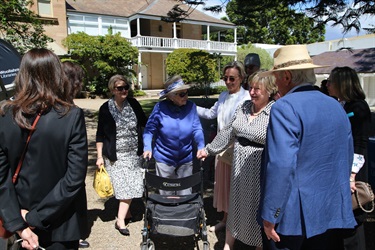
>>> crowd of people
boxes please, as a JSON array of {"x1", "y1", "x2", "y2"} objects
[{"x1": 0, "y1": 45, "x2": 372, "y2": 250}]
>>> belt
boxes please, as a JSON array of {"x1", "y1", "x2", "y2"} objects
[{"x1": 236, "y1": 137, "x2": 264, "y2": 148}]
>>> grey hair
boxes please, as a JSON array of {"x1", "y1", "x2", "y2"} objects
[
  {"x1": 290, "y1": 69, "x2": 317, "y2": 86},
  {"x1": 108, "y1": 74, "x2": 128, "y2": 92},
  {"x1": 223, "y1": 61, "x2": 246, "y2": 81}
]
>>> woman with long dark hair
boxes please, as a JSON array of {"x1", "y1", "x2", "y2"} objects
[
  {"x1": 328, "y1": 66, "x2": 371, "y2": 250},
  {"x1": 0, "y1": 48, "x2": 88, "y2": 250}
]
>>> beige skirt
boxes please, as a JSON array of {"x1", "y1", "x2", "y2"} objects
[{"x1": 212, "y1": 157, "x2": 231, "y2": 213}]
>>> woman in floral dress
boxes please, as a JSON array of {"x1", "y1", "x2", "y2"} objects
[{"x1": 96, "y1": 75, "x2": 147, "y2": 236}]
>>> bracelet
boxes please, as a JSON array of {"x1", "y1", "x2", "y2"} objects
[
  {"x1": 98, "y1": 157, "x2": 103, "y2": 159},
  {"x1": 350, "y1": 177, "x2": 355, "y2": 182}
]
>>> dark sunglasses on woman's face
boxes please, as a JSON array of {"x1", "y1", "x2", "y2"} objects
[
  {"x1": 222, "y1": 76, "x2": 237, "y2": 82},
  {"x1": 115, "y1": 85, "x2": 130, "y2": 91},
  {"x1": 175, "y1": 91, "x2": 188, "y2": 98}
]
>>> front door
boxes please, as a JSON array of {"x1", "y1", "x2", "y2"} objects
[{"x1": 140, "y1": 65, "x2": 148, "y2": 89}]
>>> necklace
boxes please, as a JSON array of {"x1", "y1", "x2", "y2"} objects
[
  {"x1": 251, "y1": 105, "x2": 264, "y2": 116},
  {"x1": 115, "y1": 101, "x2": 124, "y2": 112}
]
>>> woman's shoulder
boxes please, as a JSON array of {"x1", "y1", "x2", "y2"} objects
[
  {"x1": 187, "y1": 100, "x2": 196, "y2": 106},
  {"x1": 346, "y1": 100, "x2": 371, "y2": 114},
  {"x1": 218, "y1": 91, "x2": 229, "y2": 100},
  {"x1": 99, "y1": 100, "x2": 110, "y2": 110},
  {"x1": 127, "y1": 96, "x2": 140, "y2": 104}
]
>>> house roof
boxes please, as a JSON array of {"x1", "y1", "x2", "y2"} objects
[
  {"x1": 65, "y1": 0, "x2": 234, "y2": 27},
  {"x1": 312, "y1": 47, "x2": 375, "y2": 74}
]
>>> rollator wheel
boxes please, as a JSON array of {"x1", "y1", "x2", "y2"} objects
[
  {"x1": 202, "y1": 241, "x2": 210, "y2": 250},
  {"x1": 141, "y1": 239, "x2": 155, "y2": 250}
]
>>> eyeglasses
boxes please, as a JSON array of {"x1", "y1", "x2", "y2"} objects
[
  {"x1": 115, "y1": 85, "x2": 130, "y2": 91},
  {"x1": 175, "y1": 91, "x2": 188, "y2": 98},
  {"x1": 222, "y1": 76, "x2": 237, "y2": 82}
]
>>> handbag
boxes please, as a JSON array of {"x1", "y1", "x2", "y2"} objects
[
  {"x1": 93, "y1": 165, "x2": 114, "y2": 198},
  {"x1": 0, "y1": 114, "x2": 41, "y2": 239},
  {"x1": 352, "y1": 181, "x2": 375, "y2": 213},
  {"x1": 217, "y1": 145, "x2": 234, "y2": 165}
]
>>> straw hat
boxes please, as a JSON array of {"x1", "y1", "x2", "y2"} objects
[
  {"x1": 159, "y1": 76, "x2": 190, "y2": 99},
  {"x1": 264, "y1": 44, "x2": 329, "y2": 74}
]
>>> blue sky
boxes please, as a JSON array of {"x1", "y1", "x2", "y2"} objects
[{"x1": 196, "y1": 0, "x2": 373, "y2": 41}]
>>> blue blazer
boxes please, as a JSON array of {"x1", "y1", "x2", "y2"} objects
[{"x1": 259, "y1": 86, "x2": 357, "y2": 238}]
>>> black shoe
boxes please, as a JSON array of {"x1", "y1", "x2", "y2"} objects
[
  {"x1": 115, "y1": 222, "x2": 130, "y2": 236},
  {"x1": 79, "y1": 240, "x2": 90, "y2": 248}
]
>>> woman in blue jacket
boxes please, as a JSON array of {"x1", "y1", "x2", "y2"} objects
[{"x1": 143, "y1": 75, "x2": 205, "y2": 195}]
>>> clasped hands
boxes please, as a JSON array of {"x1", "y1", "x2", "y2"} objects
[{"x1": 17, "y1": 209, "x2": 39, "y2": 250}]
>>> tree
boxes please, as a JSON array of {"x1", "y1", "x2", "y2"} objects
[
  {"x1": 63, "y1": 32, "x2": 139, "y2": 95},
  {"x1": 166, "y1": 48, "x2": 219, "y2": 84},
  {"x1": 168, "y1": 0, "x2": 374, "y2": 36},
  {"x1": 223, "y1": 1, "x2": 325, "y2": 44},
  {"x1": 0, "y1": 0, "x2": 52, "y2": 54}
]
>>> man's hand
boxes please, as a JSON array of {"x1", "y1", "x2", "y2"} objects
[{"x1": 263, "y1": 220, "x2": 280, "y2": 242}]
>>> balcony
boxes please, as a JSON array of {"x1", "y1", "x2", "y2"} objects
[{"x1": 128, "y1": 36, "x2": 237, "y2": 55}]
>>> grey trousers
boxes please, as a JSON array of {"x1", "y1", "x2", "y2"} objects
[{"x1": 155, "y1": 161, "x2": 193, "y2": 195}]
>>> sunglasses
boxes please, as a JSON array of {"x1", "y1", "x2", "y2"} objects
[
  {"x1": 115, "y1": 85, "x2": 130, "y2": 91},
  {"x1": 222, "y1": 76, "x2": 237, "y2": 82},
  {"x1": 175, "y1": 91, "x2": 188, "y2": 98}
]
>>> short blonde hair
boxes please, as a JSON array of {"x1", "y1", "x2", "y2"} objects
[{"x1": 250, "y1": 70, "x2": 278, "y2": 100}]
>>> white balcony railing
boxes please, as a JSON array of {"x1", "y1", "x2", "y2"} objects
[{"x1": 128, "y1": 36, "x2": 236, "y2": 54}]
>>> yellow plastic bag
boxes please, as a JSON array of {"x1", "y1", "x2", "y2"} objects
[{"x1": 93, "y1": 165, "x2": 114, "y2": 198}]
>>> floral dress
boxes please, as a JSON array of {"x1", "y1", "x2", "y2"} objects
[{"x1": 104, "y1": 98, "x2": 143, "y2": 200}]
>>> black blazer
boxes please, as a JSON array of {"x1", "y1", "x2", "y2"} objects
[
  {"x1": 96, "y1": 97, "x2": 147, "y2": 161},
  {"x1": 0, "y1": 106, "x2": 88, "y2": 241},
  {"x1": 344, "y1": 99, "x2": 371, "y2": 182}
]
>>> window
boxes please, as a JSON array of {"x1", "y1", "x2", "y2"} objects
[
  {"x1": 67, "y1": 14, "x2": 130, "y2": 37},
  {"x1": 38, "y1": 0, "x2": 51, "y2": 16}
]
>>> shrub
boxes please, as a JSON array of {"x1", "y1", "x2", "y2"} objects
[{"x1": 166, "y1": 49, "x2": 219, "y2": 86}]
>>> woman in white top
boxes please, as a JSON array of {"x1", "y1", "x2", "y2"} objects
[{"x1": 196, "y1": 61, "x2": 250, "y2": 232}]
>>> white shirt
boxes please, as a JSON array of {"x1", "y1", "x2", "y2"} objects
[{"x1": 197, "y1": 87, "x2": 250, "y2": 131}]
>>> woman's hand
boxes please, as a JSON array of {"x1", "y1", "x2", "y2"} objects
[
  {"x1": 20, "y1": 209, "x2": 35, "y2": 230},
  {"x1": 17, "y1": 227, "x2": 39, "y2": 250},
  {"x1": 96, "y1": 157, "x2": 104, "y2": 169},
  {"x1": 197, "y1": 149, "x2": 207, "y2": 160},
  {"x1": 143, "y1": 151, "x2": 152, "y2": 160}
]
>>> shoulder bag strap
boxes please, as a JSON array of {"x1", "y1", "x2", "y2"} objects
[{"x1": 12, "y1": 113, "x2": 41, "y2": 184}]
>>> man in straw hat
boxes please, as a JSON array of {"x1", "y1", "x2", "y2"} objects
[{"x1": 258, "y1": 44, "x2": 356, "y2": 249}]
